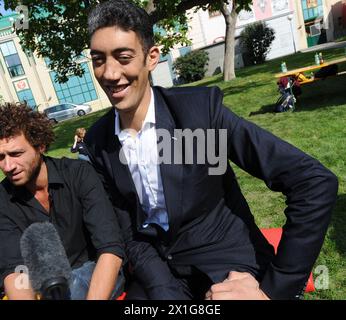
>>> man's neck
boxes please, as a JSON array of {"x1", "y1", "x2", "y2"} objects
[
  {"x1": 26, "y1": 161, "x2": 51, "y2": 213},
  {"x1": 118, "y1": 86, "x2": 152, "y2": 133},
  {"x1": 26, "y1": 161, "x2": 48, "y2": 195}
]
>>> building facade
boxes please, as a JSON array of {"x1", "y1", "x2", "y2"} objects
[
  {"x1": 293, "y1": 0, "x2": 346, "y2": 49},
  {"x1": 151, "y1": 0, "x2": 346, "y2": 87},
  {"x1": 0, "y1": 13, "x2": 110, "y2": 112}
]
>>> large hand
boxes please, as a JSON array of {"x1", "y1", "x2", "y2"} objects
[{"x1": 205, "y1": 271, "x2": 270, "y2": 300}]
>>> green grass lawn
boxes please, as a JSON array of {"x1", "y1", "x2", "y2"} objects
[{"x1": 1, "y1": 47, "x2": 345, "y2": 299}]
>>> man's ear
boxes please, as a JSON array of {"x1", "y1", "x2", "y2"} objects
[
  {"x1": 38, "y1": 145, "x2": 46, "y2": 154},
  {"x1": 146, "y1": 46, "x2": 160, "y2": 71}
]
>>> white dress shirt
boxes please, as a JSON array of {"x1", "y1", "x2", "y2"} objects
[{"x1": 114, "y1": 89, "x2": 169, "y2": 231}]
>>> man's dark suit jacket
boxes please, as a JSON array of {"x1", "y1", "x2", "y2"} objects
[{"x1": 85, "y1": 86, "x2": 338, "y2": 299}]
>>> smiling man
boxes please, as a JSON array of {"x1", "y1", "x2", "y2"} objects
[
  {"x1": 89, "y1": 10, "x2": 159, "y2": 132},
  {"x1": 85, "y1": 0, "x2": 338, "y2": 300},
  {"x1": 0, "y1": 103, "x2": 124, "y2": 300}
]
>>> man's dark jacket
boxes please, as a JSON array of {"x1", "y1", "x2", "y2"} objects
[{"x1": 85, "y1": 86, "x2": 338, "y2": 299}]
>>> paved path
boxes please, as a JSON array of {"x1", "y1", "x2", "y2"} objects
[{"x1": 301, "y1": 40, "x2": 346, "y2": 53}]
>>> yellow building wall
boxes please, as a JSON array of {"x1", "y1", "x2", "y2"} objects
[{"x1": 0, "y1": 26, "x2": 111, "y2": 114}]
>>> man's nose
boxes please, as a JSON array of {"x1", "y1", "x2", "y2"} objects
[
  {"x1": 2, "y1": 157, "x2": 16, "y2": 174},
  {"x1": 103, "y1": 58, "x2": 122, "y2": 81}
]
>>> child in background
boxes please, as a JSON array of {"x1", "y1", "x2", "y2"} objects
[{"x1": 71, "y1": 128, "x2": 90, "y2": 162}]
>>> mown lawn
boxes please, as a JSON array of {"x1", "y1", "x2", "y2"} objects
[{"x1": 1, "y1": 47, "x2": 345, "y2": 299}]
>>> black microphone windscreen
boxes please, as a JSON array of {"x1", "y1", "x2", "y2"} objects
[{"x1": 20, "y1": 222, "x2": 72, "y2": 293}]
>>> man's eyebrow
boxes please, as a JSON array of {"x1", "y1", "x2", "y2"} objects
[
  {"x1": 90, "y1": 49, "x2": 103, "y2": 55},
  {"x1": 113, "y1": 48, "x2": 136, "y2": 54},
  {"x1": 0, "y1": 149, "x2": 24, "y2": 156},
  {"x1": 8, "y1": 149, "x2": 25, "y2": 154},
  {"x1": 90, "y1": 48, "x2": 136, "y2": 55}
]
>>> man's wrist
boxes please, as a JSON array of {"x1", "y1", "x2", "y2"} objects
[{"x1": 260, "y1": 289, "x2": 271, "y2": 300}]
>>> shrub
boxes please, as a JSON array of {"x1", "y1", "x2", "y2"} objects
[
  {"x1": 173, "y1": 50, "x2": 209, "y2": 84},
  {"x1": 240, "y1": 21, "x2": 275, "y2": 65}
]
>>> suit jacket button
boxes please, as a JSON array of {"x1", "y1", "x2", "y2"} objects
[{"x1": 167, "y1": 254, "x2": 173, "y2": 260}]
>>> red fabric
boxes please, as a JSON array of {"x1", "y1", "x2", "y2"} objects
[
  {"x1": 277, "y1": 76, "x2": 301, "y2": 90},
  {"x1": 260, "y1": 228, "x2": 315, "y2": 293},
  {"x1": 115, "y1": 291, "x2": 127, "y2": 300}
]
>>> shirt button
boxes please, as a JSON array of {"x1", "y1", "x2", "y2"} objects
[{"x1": 167, "y1": 254, "x2": 173, "y2": 260}]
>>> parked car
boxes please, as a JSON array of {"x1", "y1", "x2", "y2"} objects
[{"x1": 43, "y1": 103, "x2": 92, "y2": 123}]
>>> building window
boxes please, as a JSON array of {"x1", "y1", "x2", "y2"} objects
[
  {"x1": 310, "y1": 22, "x2": 322, "y2": 36},
  {"x1": 13, "y1": 79, "x2": 37, "y2": 109},
  {"x1": 0, "y1": 41, "x2": 25, "y2": 78},
  {"x1": 302, "y1": 0, "x2": 323, "y2": 21},
  {"x1": 50, "y1": 62, "x2": 98, "y2": 105},
  {"x1": 17, "y1": 89, "x2": 36, "y2": 109}
]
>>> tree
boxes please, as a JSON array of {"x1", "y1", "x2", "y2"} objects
[
  {"x1": 149, "y1": 0, "x2": 252, "y2": 81},
  {"x1": 240, "y1": 21, "x2": 275, "y2": 65},
  {"x1": 3, "y1": 0, "x2": 251, "y2": 82},
  {"x1": 173, "y1": 50, "x2": 209, "y2": 83}
]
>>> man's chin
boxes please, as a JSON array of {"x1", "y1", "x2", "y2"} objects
[
  {"x1": 7, "y1": 172, "x2": 30, "y2": 186},
  {"x1": 9, "y1": 178, "x2": 27, "y2": 186},
  {"x1": 108, "y1": 95, "x2": 130, "y2": 110}
]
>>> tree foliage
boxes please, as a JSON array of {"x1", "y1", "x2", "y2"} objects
[
  {"x1": 240, "y1": 21, "x2": 275, "y2": 65},
  {"x1": 173, "y1": 50, "x2": 209, "y2": 83},
  {"x1": 3, "y1": 0, "x2": 252, "y2": 82}
]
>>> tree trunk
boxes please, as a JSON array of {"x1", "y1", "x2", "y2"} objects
[{"x1": 220, "y1": 1, "x2": 238, "y2": 81}]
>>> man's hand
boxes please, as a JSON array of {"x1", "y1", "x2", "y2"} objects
[
  {"x1": 4, "y1": 273, "x2": 36, "y2": 300},
  {"x1": 205, "y1": 271, "x2": 270, "y2": 300}
]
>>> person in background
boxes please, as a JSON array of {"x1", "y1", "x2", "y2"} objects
[{"x1": 71, "y1": 128, "x2": 90, "y2": 162}]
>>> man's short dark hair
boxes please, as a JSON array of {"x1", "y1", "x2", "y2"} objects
[
  {"x1": 88, "y1": 0, "x2": 154, "y2": 55},
  {"x1": 0, "y1": 103, "x2": 55, "y2": 151}
]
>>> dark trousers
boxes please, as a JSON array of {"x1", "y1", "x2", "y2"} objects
[{"x1": 125, "y1": 267, "x2": 214, "y2": 300}]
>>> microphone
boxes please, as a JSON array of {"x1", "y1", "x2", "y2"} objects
[{"x1": 20, "y1": 222, "x2": 72, "y2": 300}]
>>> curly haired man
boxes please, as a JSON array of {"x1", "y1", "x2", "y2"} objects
[{"x1": 0, "y1": 103, "x2": 124, "y2": 300}]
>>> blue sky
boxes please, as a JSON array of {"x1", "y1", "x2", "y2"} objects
[{"x1": 0, "y1": 1, "x2": 14, "y2": 16}]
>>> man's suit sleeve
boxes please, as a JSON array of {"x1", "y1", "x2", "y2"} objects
[{"x1": 208, "y1": 86, "x2": 338, "y2": 299}]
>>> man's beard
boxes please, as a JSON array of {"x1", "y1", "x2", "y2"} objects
[
  {"x1": 26, "y1": 154, "x2": 43, "y2": 186},
  {"x1": 11, "y1": 154, "x2": 43, "y2": 187}
]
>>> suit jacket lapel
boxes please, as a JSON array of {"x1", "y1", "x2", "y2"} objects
[
  {"x1": 104, "y1": 110, "x2": 144, "y2": 228},
  {"x1": 154, "y1": 88, "x2": 184, "y2": 240}
]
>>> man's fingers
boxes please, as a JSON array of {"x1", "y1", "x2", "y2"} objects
[
  {"x1": 206, "y1": 273, "x2": 269, "y2": 300},
  {"x1": 209, "y1": 281, "x2": 234, "y2": 294},
  {"x1": 227, "y1": 271, "x2": 252, "y2": 281},
  {"x1": 209, "y1": 276, "x2": 255, "y2": 294},
  {"x1": 205, "y1": 290, "x2": 212, "y2": 300},
  {"x1": 208, "y1": 291, "x2": 237, "y2": 300},
  {"x1": 205, "y1": 284, "x2": 235, "y2": 300}
]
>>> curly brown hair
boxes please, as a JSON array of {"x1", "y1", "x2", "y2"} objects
[{"x1": 0, "y1": 103, "x2": 55, "y2": 151}]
